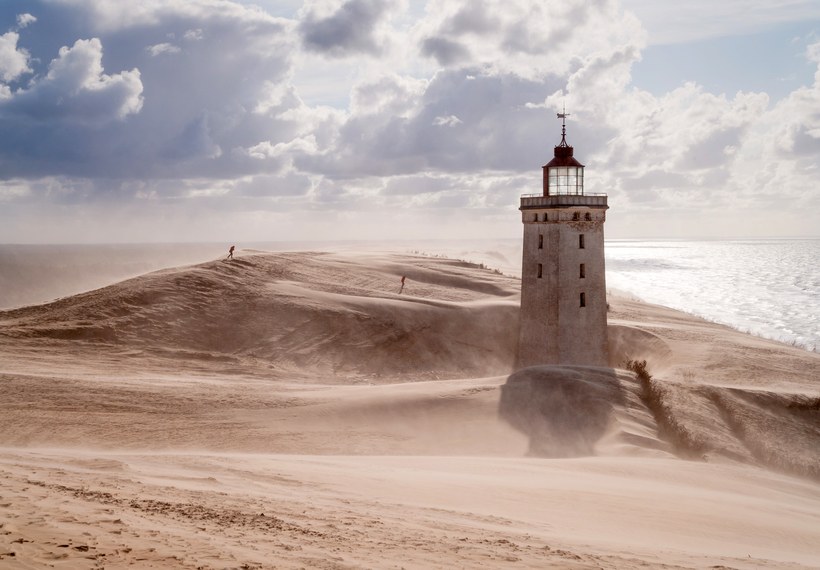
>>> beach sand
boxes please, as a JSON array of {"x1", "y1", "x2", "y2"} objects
[{"x1": 0, "y1": 250, "x2": 818, "y2": 569}]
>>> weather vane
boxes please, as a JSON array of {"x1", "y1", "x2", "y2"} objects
[{"x1": 556, "y1": 103, "x2": 570, "y2": 146}]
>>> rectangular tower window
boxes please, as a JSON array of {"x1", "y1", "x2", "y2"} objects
[
  {"x1": 579, "y1": 234, "x2": 585, "y2": 249},
  {"x1": 580, "y1": 263, "x2": 585, "y2": 278},
  {"x1": 580, "y1": 292, "x2": 586, "y2": 307},
  {"x1": 537, "y1": 263, "x2": 542, "y2": 278},
  {"x1": 538, "y1": 234, "x2": 543, "y2": 249}
]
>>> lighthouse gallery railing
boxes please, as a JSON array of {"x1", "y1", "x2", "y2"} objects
[{"x1": 520, "y1": 194, "x2": 608, "y2": 209}]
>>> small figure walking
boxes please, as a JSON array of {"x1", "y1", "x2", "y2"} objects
[
  {"x1": 226, "y1": 245, "x2": 235, "y2": 260},
  {"x1": 399, "y1": 275, "x2": 406, "y2": 294}
]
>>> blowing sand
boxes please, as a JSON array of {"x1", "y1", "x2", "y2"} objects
[{"x1": 0, "y1": 250, "x2": 818, "y2": 569}]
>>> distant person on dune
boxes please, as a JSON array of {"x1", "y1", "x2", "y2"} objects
[
  {"x1": 399, "y1": 275, "x2": 406, "y2": 294},
  {"x1": 226, "y1": 245, "x2": 235, "y2": 260}
]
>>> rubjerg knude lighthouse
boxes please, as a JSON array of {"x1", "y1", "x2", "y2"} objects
[{"x1": 517, "y1": 112, "x2": 609, "y2": 368}]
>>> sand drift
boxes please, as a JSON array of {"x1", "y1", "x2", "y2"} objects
[{"x1": 0, "y1": 250, "x2": 819, "y2": 568}]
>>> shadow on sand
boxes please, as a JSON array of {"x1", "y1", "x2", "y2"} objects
[{"x1": 499, "y1": 366, "x2": 623, "y2": 457}]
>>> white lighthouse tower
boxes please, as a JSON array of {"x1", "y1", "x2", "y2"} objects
[{"x1": 517, "y1": 112, "x2": 609, "y2": 368}]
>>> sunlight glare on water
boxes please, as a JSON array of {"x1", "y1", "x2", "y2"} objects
[{"x1": 605, "y1": 239, "x2": 820, "y2": 350}]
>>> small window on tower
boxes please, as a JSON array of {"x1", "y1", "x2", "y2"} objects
[
  {"x1": 533, "y1": 213, "x2": 538, "y2": 222},
  {"x1": 580, "y1": 263, "x2": 585, "y2": 278},
  {"x1": 580, "y1": 292, "x2": 586, "y2": 307},
  {"x1": 585, "y1": 212, "x2": 592, "y2": 221},
  {"x1": 543, "y1": 213, "x2": 548, "y2": 222},
  {"x1": 572, "y1": 212, "x2": 580, "y2": 221},
  {"x1": 537, "y1": 263, "x2": 543, "y2": 278},
  {"x1": 538, "y1": 235, "x2": 543, "y2": 249},
  {"x1": 579, "y1": 234, "x2": 585, "y2": 249}
]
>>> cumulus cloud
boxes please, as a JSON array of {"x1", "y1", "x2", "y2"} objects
[
  {"x1": 418, "y1": 0, "x2": 645, "y2": 80},
  {"x1": 567, "y1": 41, "x2": 820, "y2": 238},
  {"x1": 0, "y1": 31, "x2": 31, "y2": 82},
  {"x1": 0, "y1": 0, "x2": 818, "y2": 242},
  {"x1": 246, "y1": 136, "x2": 319, "y2": 160},
  {"x1": 146, "y1": 42, "x2": 181, "y2": 56},
  {"x1": 183, "y1": 28, "x2": 203, "y2": 41},
  {"x1": 569, "y1": 83, "x2": 770, "y2": 217},
  {"x1": 2, "y1": 0, "x2": 641, "y2": 204},
  {"x1": 0, "y1": 0, "x2": 297, "y2": 183},
  {"x1": 726, "y1": 43, "x2": 820, "y2": 200},
  {"x1": 0, "y1": 37, "x2": 143, "y2": 124},
  {"x1": 349, "y1": 73, "x2": 426, "y2": 116},
  {"x1": 299, "y1": 66, "x2": 566, "y2": 179},
  {"x1": 16, "y1": 13, "x2": 37, "y2": 29},
  {"x1": 433, "y1": 115, "x2": 462, "y2": 127},
  {"x1": 299, "y1": 0, "x2": 391, "y2": 57}
]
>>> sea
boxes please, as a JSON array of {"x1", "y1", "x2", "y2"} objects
[
  {"x1": 0, "y1": 238, "x2": 818, "y2": 351},
  {"x1": 604, "y1": 239, "x2": 820, "y2": 351}
]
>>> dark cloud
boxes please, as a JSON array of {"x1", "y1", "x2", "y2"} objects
[
  {"x1": 419, "y1": 3, "x2": 495, "y2": 65},
  {"x1": 162, "y1": 115, "x2": 221, "y2": 161},
  {"x1": 299, "y1": 0, "x2": 389, "y2": 57},
  {"x1": 420, "y1": 36, "x2": 470, "y2": 66},
  {"x1": 298, "y1": 68, "x2": 571, "y2": 179},
  {"x1": 445, "y1": 4, "x2": 496, "y2": 35}
]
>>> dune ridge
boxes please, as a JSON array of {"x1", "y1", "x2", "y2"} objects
[
  {"x1": 1, "y1": 250, "x2": 819, "y2": 568},
  {"x1": 0, "y1": 252, "x2": 518, "y2": 380}
]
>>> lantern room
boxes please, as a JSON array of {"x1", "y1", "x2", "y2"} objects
[{"x1": 542, "y1": 112, "x2": 584, "y2": 196}]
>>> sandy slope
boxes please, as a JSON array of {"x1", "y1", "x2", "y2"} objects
[{"x1": 0, "y1": 250, "x2": 818, "y2": 569}]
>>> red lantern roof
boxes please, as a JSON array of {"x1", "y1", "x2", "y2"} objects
[{"x1": 544, "y1": 110, "x2": 584, "y2": 168}]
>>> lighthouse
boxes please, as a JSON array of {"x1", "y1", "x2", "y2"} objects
[{"x1": 517, "y1": 112, "x2": 609, "y2": 368}]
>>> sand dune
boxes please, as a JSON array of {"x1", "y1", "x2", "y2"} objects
[
  {"x1": 0, "y1": 252, "x2": 518, "y2": 380},
  {"x1": 1, "y1": 250, "x2": 819, "y2": 569},
  {"x1": 0, "y1": 243, "x2": 223, "y2": 310}
]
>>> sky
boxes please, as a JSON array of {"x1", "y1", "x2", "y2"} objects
[{"x1": 0, "y1": 0, "x2": 818, "y2": 243}]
